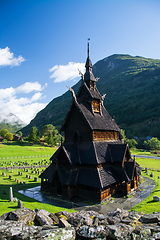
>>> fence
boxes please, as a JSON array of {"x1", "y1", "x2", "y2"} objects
[{"x1": 0, "y1": 155, "x2": 52, "y2": 160}]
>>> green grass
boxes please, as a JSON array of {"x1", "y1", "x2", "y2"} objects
[
  {"x1": 131, "y1": 170, "x2": 160, "y2": 213},
  {"x1": 0, "y1": 143, "x2": 56, "y2": 158},
  {"x1": 130, "y1": 149, "x2": 154, "y2": 156},
  {"x1": 135, "y1": 157, "x2": 160, "y2": 169}
]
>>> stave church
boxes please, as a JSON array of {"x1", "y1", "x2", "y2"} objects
[{"x1": 40, "y1": 43, "x2": 140, "y2": 202}]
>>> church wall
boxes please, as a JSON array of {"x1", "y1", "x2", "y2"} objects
[
  {"x1": 64, "y1": 105, "x2": 92, "y2": 142},
  {"x1": 93, "y1": 130, "x2": 119, "y2": 141},
  {"x1": 41, "y1": 179, "x2": 52, "y2": 193}
]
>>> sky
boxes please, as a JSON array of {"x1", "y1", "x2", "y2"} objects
[{"x1": 1, "y1": 0, "x2": 160, "y2": 125}]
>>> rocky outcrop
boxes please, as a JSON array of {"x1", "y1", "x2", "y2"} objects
[{"x1": 0, "y1": 207, "x2": 160, "y2": 239}]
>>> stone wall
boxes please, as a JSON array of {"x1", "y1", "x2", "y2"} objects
[{"x1": 0, "y1": 207, "x2": 160, "y2": 239}]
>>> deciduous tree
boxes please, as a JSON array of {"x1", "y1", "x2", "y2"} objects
[{"x1": 28, "y1": 126, "x2": 40, "y2": 144}]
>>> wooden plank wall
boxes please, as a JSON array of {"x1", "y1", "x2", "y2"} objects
[{"x1": 93, "y1": 130, "x2": 119, "y2": 141}]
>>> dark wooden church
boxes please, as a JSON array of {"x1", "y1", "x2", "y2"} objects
[{"x1": 40, "y1": 44, "x2": 140, "y2": 202}]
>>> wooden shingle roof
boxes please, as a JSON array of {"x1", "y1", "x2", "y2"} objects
[{"x1": 52, "y1": 142, "x2": 128, "y2": 166}]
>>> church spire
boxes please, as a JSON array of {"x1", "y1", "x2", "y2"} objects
[
  {"x1": 88, "y1": 41, "x2": 89, "y2": 58},
  {"x1": 85, "y1": 39, "x2": 93, "y2": 71}
]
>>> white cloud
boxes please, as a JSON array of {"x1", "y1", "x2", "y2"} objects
[
  {"x1": 0, "y1": 82, "x2": 47, "y2": 124},
  {"x1": 49, "y1": 62, "x2": 85, "y2": 83},
  {"x1": 16, "y1": 82, "x2": 44, "y2": 94},
  {"x1": 0, "y1": 47, "x2": 25, "y2": 67}
]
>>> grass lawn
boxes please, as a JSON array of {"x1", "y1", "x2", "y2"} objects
[
  {"x1": 0, "y1": 143, "x2": 56, "y2": 159},
  {"x1": 131, "y1": 169, "x2": 160, "y2": 213},
  {"x1": 130, "y1": 148, "x2": 160, "y2": 157},
  {"x1": 135, "y1": 157, "x2": 160, "y2": 170}
]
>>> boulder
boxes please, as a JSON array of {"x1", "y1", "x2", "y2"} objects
[
  {"x1": 107, "y1": 216, "x2": 121, "y2": 225},
  {"x1": 0, "y1": 220, "x2": 23, "y2": 239},
  {"x1": 14, "y1": 225, "x2": 42, "y2": 239},
  {"x1": 35, "y1": 209, "x2": 54, "y2": 226},
  {"x1": 77, "y1": 225, "x2": 106, "y2": 239},
  {"x1": 67, "y1": 210, "x2": 103, "y2": 228},
  {"x1": 133, "y1": 226, "x2": 152, "y2": 240},
  {"x1": 153, "y1": 196, "x2": 160, "y2": 202},
  {"x1": 36, "y1": 227, "x2": 76, "y2": 240},
  {"x1": 128, "y1": 211, "x2": 141, "y2": 221},
  {"x1": 107, "y1": 208, "x2": 129, "y2": 220},
  {"x1": 140, "y1": 213, "x2": 160, "y2": 223},
  {"x1": 59, "y1": 217, "x2": 72, "y2": 228},
  {"x1": 106, "y1": 223, "x2": 134, "y2": 240},
  {"x1": 49, "y1": 213, "x2": 59, "y2": 225},
  {"x1": 0, "y1": 212, "x2": 10, "y2": 221},
  {"x1": 8, "y1": 208, "x2": 36, "y2": 224}
]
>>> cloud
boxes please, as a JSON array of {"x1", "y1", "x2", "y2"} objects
[
  {"x1": 0, "y1": 82, "x2": 47, "y2": 124},
  {"x1": 49, "y1": 62, "x2": 85, "y2": 83},
  {"x1": 16, "y1": 82, "x2": 45, "y2": 94},
  {"x1": 0, "y1": 47, "x2": 25, "y2": 67}
]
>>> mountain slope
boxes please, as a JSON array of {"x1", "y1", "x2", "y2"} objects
[{"x1": 21, "y1": 54, "x2": 160, "y2": 138}]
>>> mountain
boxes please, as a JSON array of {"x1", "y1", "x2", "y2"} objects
[
  {"x1": 21, "y1": 54, "x2": 160, "y2": 139},
  {"x1": 0, "y1": 113, "x2": 27, "y2": 134}
]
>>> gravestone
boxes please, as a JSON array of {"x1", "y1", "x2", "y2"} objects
[
  {"x1": 18, "y1": 200, "x2": 23, "y2": 208},
  {"x1": 9, "y1": 175, "x2": 12, "y2": 179},
  {"x1": 150, "y1": 172, "x2": 153, "y2": 177},
  {"x1": 26, "y1": 175, "x2": 28, "y2": 178},
  {"x1": 29, "y1": 175, "x2": 32, "y2": 179},
  {"x1": 34, "y1": 177, "x2": 38, "y2": 182},
  {"x1": 23, "y1": 182, "x2": 26, "y2": 186},
  {"x1": 9, "y1": 187, "x2": 13, "y2": 202}
]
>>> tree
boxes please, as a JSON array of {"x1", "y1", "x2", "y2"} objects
[
  {"x1": 1, "y1": 129, "x2": 9, "y2": 138},
  {"x1": 46, "y1": 131, "x2": 56, "y2": 146},
  {"x1": 17, "y1": 131, "x2": 22, "y2": 137},
  {"x1": 147, "y1": 137, "x2": 160, "y2": 150},
  {"x1": 5, "y1": 132, "x2": 13, "y2": 141},
  {"x1": 28, "y1": 126, "x2": 40, "y2": 144},
  {"x1": 120, "y1": 129, "x2": 127, "y2": 144},
  {"x1": 41, "y1": 124, "x2": 62, "y2": 145},
  {"x1": 128, "y1": 139, "x2": 138, "y2": 148},
  {"x1": 41, "y1": 124, "x2": 56, "y2": 137}
]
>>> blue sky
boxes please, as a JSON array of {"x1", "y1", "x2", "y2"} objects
[{"x1": 1, "y1": 0, "x2": 160, "y2": 124}]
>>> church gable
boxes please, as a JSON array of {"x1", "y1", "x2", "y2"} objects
[{"x1": 62, "y1": 103, "x2": 92, "y2": 142}]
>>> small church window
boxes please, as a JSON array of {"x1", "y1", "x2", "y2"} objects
[
  {"x1": 92, "y1": 99, "x2": 100, "y2": 113},
  {"x1": 90, "y1": 81, "x2": 95, "y2": 90}
]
